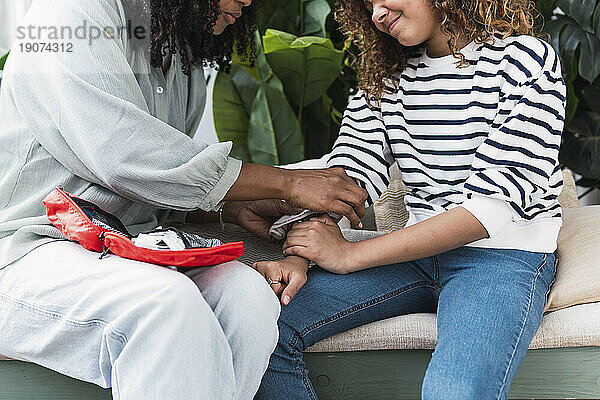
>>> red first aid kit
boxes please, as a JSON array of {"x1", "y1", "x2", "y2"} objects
[{"x1": 42, "y1": 187, "x2": 243, "y2": 268}]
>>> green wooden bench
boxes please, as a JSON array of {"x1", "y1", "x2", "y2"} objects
[{"x1": 2, "y1": 347, "x2": 600, "y2": 399}]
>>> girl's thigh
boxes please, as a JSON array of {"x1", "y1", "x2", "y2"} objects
[
  {"x1": 423, "y1": 247, "x2": 556, "y2": 399},
  {"x1": 280, "y1": 257, "x2": 440, "y2": 350}
]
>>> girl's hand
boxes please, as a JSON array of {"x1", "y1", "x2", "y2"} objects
[
  {"x1": 252, "y1": 256, "x2": 309, "y2": 305},
  {"x1": 283, "y1": 214, "x2": 355, "y2": 274}
]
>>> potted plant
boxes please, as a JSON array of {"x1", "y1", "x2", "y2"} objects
[{"x1": 212, "y1": 0, "x2": 357, "y2": 165}]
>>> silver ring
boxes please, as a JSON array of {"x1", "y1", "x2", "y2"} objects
[{"x1": 267, "y1": 277, "x2": 280, "y2": 285}]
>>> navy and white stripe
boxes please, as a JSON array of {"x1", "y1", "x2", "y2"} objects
[{"x1": 328, "y1": 35, "x2": 566, "y2": 250}]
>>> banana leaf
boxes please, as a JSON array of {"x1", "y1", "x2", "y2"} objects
[
  {"x1": 213, "y1": 33, "x2": 304, "y2": 165},
  {"x1": 212, "y1": 66, "x2": 254, "y2": 162},
  {"x1": 263, "y1": 29, "x2": 344, "y2": 109},
  {"x1": 302, "y1": 95, "x2": 333, "y2": 159}
]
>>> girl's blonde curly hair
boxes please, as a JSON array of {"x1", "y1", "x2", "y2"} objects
[{"x1": 335, "y1": 0, "x2": 539, "y2": 103}]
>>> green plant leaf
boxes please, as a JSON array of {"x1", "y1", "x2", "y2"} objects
[
  {"x1": 302, "y1": 0, "x2": 331, "y2": 37},
  {"x1": 582, "y1": 82, "x2": 600, "y2": 112},
  {"x1": 543, "y1": 19, "x2": 564, "y2": 56},
  {"x1": 247, "y1": 84, "x2": 305, "y2": 165},
  {"x1": 212, "y1": 66, "x2": 255, "y2": 162},
  {"x1": 302, "y1": 95, "x2": 333, "y2": 159},
  {"x1": 558, "y1": 0, "x2": 596, "y2": 33},
  {"x1": 565, "y1": 79, "x2": 580, "y2": 123},
  {"x1": 536, "y1": 0, "x2": 559, "y2": 20},
  {"x1": 594, "y1": 3, "x2": 600, "y2": 39},
  {"x1": 256, "y1": 1, "x2": 299, "y2": 35},
  {"x1": 214, "y1": 34, "x2": 305, "y2": 166},
  {"x1": 0, "y1": 51, "x2": 8, "y2": 70},
  {"x1": 556, "y1": 18, "x2": 600, "y2": 83},
  {"x1": 263, "y1": 29, "x2": 344, "y2": 109},
  {"x1": 560, "y1": 111, "x2": 600, "y2": 179},
  {"x1": 248, "y1": 32, "x2": 305, "y2": 165}
]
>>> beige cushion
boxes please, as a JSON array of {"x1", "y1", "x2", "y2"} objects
[
  {"x1": 2, "y1": 303, "x2": 598, "y2": 361},
  {"x1": 546, "y1": 205, "x2": 600, "y2": 312},
  {"x1": 306, "y1": 301, "x2": 600, "y2": 352}
]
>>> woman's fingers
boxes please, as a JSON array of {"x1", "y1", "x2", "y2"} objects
[
  {"x1": 270, "y1": 282, "x2": 285, "y2": 296},
  {"x1": 283, "y1": 245, "x2": 310, "y2": 259},
  {"x1": 287, "y1": 168, "x2": 367, "y2": 228},
  {"x1": 280, "y1": 272, "x2": 308, "y2": 305},
  {"x1": 252, "y1": 261, "x2": 284, "y2": 294},
  {"x1": 283, "y1": 235, "x2": 309, "y2": 251}
]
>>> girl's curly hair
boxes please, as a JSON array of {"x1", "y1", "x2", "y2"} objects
[
  {"x1": 123, "y1": 0, "x2": 257, "y2": 75},
  {"x1": 334, "y1": 0, "x2": 539, "y2": 103}
]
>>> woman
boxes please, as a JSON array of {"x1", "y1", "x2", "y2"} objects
[
  {"x1": 254, "y1": 0, "x2": 565, "y2": 398},
  {"x1": 0, "y1": 0, "x2": 367, "y2": 399}
]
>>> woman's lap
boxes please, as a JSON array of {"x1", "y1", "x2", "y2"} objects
[
  {"x1": 0, "y1": 240, "x2": 279, "y2": 400},
  {"x1": 257, "y1": 246, "x2": 556, "y2": 400}
]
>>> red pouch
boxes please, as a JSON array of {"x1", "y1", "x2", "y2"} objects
[{"x1": 42, "y1": 187, "x2": 243, "y2": 268}]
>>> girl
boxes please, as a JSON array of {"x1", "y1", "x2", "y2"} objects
[
  {"x1": 0, "y1": 0, "x2": 367, "y2": 399},
  {"x1": 254, "y1": 0, "x2": 565, "y2": 398}
]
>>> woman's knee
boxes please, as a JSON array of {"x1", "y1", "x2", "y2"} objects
[
  {"x1": 194, "y1": 262, "x2": 281, "y2": 345},
  {"x1": 117, "y1": 269, "x2": 209, "y2": 331}
]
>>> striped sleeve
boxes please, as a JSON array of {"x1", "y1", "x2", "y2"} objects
[
  {"x1": 461, "y1": 42, "x2": 566, "y2": 237},
  {"x1": 327, "y1": 93, "x2": 395, "y2": 206}
]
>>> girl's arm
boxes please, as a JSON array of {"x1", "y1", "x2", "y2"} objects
[
  {"x1": 283, "y1": 207, "x2": 488, "y2": 274},
  {"x1": 346, "y1": 207, "x2": 487, "y2": 272}
]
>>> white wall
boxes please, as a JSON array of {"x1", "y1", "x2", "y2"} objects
[{"x1": 197, "y1": 68, "x2": 219, "y2": 145}]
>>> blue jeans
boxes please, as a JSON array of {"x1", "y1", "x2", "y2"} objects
[{"x1": 256, "y1": 246, "x2": 557, "y2": 400}]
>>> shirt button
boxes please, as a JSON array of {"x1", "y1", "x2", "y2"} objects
[
  {"x1": 202, "y1": 203, "x2": 212, "y2": 211},
  {"x1": 156, "y1": 86, "x2": 164, "y2": 94}
]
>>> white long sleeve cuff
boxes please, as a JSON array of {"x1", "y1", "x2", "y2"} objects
[{"x1": 460, "y1": 196, "x2": 513, "y2": 238}]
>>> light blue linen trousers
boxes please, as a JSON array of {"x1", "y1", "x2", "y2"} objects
[{"x1": 0, "y1": 241, "x2": 280, "y2": 399}]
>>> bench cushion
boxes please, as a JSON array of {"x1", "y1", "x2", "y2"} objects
[
  {"x1": 305, "y1": 301, "x2": 600, "y2": 352},
  {"x1": 549, "y1": 205, "x2": 600, "y2": 312}
]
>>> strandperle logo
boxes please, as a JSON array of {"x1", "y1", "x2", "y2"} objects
[{"x1": 16, "y1": 19, "x2": 148, "y2": 46}]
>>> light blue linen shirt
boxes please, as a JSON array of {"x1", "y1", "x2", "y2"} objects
[{"x1": 0, "y1": 0, "x2": 243, "y2": 268}]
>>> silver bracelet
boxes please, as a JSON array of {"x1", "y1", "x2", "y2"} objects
[{"x1": 218, "y1": 205, "x2": 225, "y2": 231}]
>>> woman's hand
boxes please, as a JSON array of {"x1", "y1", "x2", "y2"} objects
[
  {"x1": 225, "y1": 164, "x2": 368, "y2": 229},
  {"x1": 285, "y1": 168, "x2": 368, "y2": 228},
  {"x1": 282, "y1": 214, "x2": 355, "y2": 274},
  {"x1": 223, "y1": 200, "x2": 302, "y2": 242},
  {"x1": 252, "y1": 256, "x2": 309, "y2": 305}
]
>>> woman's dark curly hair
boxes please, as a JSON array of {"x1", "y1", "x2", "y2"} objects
[
  {"x1": 123, "y1": 0, "x2": 257, "y2": 75},
  {"x1": 335, "y1": 0, "x2": 539, "y2": 103}
]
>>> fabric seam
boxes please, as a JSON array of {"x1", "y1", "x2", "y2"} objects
[
  {"x1": 496, "y1": 253, "x2": 547, "y2": 398},
  {"x1": 0, "y1": 292, "x2": 128, "y2": 346}
]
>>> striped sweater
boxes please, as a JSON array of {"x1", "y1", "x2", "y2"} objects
[{"x1": 327, "y1": 35, "x2": 567, "y2": 253}]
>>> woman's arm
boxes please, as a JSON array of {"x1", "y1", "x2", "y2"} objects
[
  {"x1": 224, "y1": 164, "x2": 368, "y2": 227},
  {"x1": 11, "y1": 0, "x2": 367, "y2": 224},
  {"x1": 283, "y1": 208, "x2": 488, "y2": 274}
]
